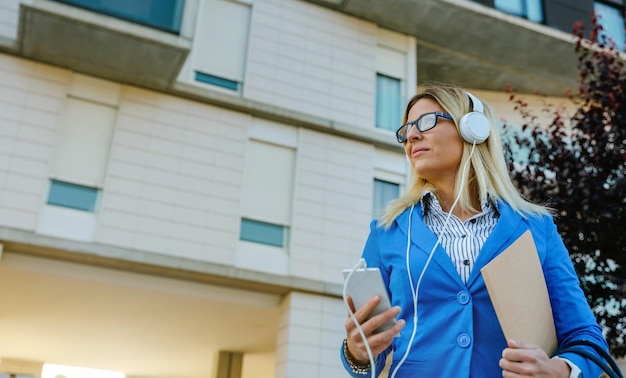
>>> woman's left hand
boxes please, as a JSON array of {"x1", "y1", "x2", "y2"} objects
[{"x1": 500, "y1": 339, "x2": 571, "y2": 377}]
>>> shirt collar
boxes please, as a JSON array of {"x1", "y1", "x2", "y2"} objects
[{"x1": 420, "y1": 191, "x2": 500, "y2": 218}]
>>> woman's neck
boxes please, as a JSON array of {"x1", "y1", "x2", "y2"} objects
[{"x1": 433, "y1": 188, "x2": 480, "y2": 222}]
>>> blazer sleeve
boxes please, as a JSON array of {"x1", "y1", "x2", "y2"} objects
[
  {"x1": 538, "y1": 215, "x2": 610, "y2": 377},
  {"x1": 339, "y1": 220, "x2": 391, "y2": 377}
]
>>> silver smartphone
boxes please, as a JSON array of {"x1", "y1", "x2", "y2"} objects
[{"x1": 343, "y1": 267, "x2": 397, "y2": 334}]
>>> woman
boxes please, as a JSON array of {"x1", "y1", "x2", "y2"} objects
[{"x1": 341, "y1": 84, "x2": 608, "y2": 377}]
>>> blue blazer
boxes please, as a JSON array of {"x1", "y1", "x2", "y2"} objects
[{"x1": 342, "y1": 201, "x2": 608, "y2": 377}]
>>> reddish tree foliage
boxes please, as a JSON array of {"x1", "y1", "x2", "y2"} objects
[{"x1": 502, "y1": 19, "x2": 626, "y2": 356}]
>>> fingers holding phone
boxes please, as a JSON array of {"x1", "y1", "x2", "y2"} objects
[
  {"x1": 343, "y1": 266, "x2": 406, "y2": 364},
  {"x1": 344, "y1": 295, "x2": 405, "y2": 363}
]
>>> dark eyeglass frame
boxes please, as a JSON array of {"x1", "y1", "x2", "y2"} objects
[{"x1": 395, "y1": 111, "x2": 454, "y2": 143}]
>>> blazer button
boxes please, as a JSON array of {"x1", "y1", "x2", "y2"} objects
[
  {"x1": 457, "y1": 291, "x2": 470, "y2": 305},
  {"x1": 457, "y1": 333, "x2": 471, "y2": 348}
]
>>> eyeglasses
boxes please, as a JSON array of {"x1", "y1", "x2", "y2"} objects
[{"x1": 395, "y1": 111, "x2": 454, "y2": 143}]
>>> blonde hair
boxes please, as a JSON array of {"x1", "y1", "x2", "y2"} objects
[{"x1": 378, "y1": 83, "x2": 550, "y2": 229}]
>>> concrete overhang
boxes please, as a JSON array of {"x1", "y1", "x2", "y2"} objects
[
  {"x1": 306, "y1": 0, "x2": 581, "y2": 96},
  {"x1": 0, "y1": 227, "x2": 344, "y2": 298},
  {"x1": 14, "y1": 0, "x2": 191, "y2": 91}
]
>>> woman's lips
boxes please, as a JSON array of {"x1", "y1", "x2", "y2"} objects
[{"x1": 412, "y1": 147, "x2": 428, "y2": 157}]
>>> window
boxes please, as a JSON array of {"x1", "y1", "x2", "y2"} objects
[
  {"x1": 594, "y1": 2, "x2": 626, "y2": 50},
  {"x1": 235, "y1": 121, "x2": 296, "y2": 275},
  {"x1": 37, "y1": 74, "x2": 119, "y2": 242},
  {"x1": 373, "y1": 179, "x2": 399, "y2": 218},
  {"x1": 47, "y1": 180, "x2": 99, "y2": 212},
  {"x1": 495, "y1": 0, "x2": 544, "y2": 23},
  {"x1": 376, "y1": 74, "x2": 402, "y2": 132},
  {"x1": 194, "y1": 72, "x2": 239, "y2": 91},
  {"x1": 376, "y1": 31, "x2": 410, "y2": 132},
  {"x1": 47, "y1": 95, "x2": 114, "y2": 212},
  {"x1": 193, "y1": 0, "x2": 251, "y2": 92},
  {"x1": 240, "y1": 140, "x2": 295, "y2": 248},
  {"x1": 240, "y1": 218, "x2": 286, "y2": 247},
  {"x1": 372, "y1": 148, "x2": 406, "y2": 219},
  {"x1": 52, "y1": 0, "x2": 185, "y2": 34}
]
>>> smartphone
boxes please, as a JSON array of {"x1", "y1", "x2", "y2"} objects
[{"x1": 343, "y1": 267, "x2": 397, "y2": 334}]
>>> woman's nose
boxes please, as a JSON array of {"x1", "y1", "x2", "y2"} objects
[{"x1": 406, "y1": 123, "x2": 421, "y2": 141}]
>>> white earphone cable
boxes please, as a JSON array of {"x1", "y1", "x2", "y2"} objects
[
  {"x1": 343, "y1": 258, "x2": 377, "y2": 378},
  {"x1": 390, "y1": 142, "x2": 477, "y2": 377}
]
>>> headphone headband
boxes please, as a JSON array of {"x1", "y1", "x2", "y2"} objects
[{"x1": 466, "y1": 92, "x2": 484, "y2": 114}]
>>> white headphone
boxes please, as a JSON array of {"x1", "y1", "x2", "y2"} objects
[{"x1": 459, "y1": 92, "x2": 490, "y2": 144}]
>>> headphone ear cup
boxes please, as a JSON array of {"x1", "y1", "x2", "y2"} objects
[{"x1": 459, "y1": 111, "x2": 490, "y2": 144}]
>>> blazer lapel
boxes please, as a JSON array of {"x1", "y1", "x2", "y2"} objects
[{"x1": 396, "y1": 204, "x2": 465, "y2": 285}]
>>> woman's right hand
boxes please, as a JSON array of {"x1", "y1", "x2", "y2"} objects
[{"x1": 344, "y1": 295, "x2": 406, "y2": 364}]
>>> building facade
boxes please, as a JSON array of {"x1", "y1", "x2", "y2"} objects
[{"x1": 0, "y1": 0, "x2": 622, "y2": 377}]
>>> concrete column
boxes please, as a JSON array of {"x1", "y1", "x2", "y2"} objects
[{"x1": 274, "y1": 292, "x2": 347, "y2": 378}]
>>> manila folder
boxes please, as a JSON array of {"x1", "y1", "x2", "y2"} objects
[{"x1": 480, "y1": 230, "x2": 557, "y2": 355}]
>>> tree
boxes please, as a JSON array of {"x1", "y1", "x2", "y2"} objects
[{"x1": 502, "y1": 17, "x2": 626, "y2": 357}]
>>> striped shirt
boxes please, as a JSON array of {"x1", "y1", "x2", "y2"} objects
[{"x1": 421, "y1": 192, "x2": 500, "y2": 284}]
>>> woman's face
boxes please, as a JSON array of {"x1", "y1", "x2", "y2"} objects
[{"x1": 403, "y1": 98, "x2": 464, "y2": 187}]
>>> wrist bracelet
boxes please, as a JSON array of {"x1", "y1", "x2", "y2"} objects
[{"x1": 343, "y1": 338, "x2": 372, "y2": 375}]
